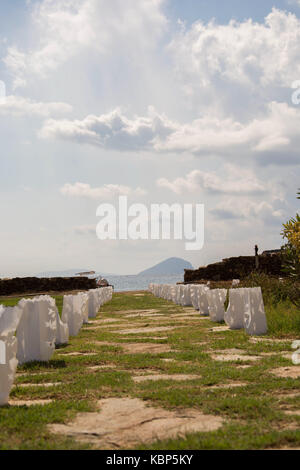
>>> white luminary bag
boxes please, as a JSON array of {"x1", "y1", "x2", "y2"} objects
[
  {"x1": 156, "y1": 285, "x2": 160, "y2": 297},
  {"x1": 88, "y1": 290, "x2": 98, "y2": 318},
  {"x1": 0, "y1": 305, "x2": 23, "y2": 406},
  {"x1": 207, "y1": 289, "x2": 227, "y2": 322},
  {"x1": 55, "y1": 308, "x2": 69, "y2": 345},
  {"x1": 62, "y1": 295, "x2": 84, "y2": 337},
  {"x1": 54, "y1": 298, "x2": 69, "y2": 346},
  {"x1": 179, "y1": 285, "x2": 186, "y2": 306},
  {"x1": 197, "y1": 286, "x2": 210, "y2": 316},
  {"x1": 182, "y1": 285, "x2": 192, "y2": 306},
  {"x1": 244, "y1": 287, "x2": 268, "y2": 336},
  {"x1": 175, "y1": 286, "x2": 181, "y2": 304},
  {"x1": 80, "y1": 293, "x2": 89, "y2": 324},
  {"x1": 96, "y1": 289, "x2": 102, "y2": 310},
  {"x1": 224, "y1": 289, "x2": 245, "y2": 330},
  {"x1": 163, "y1": 285, "x2": 168, "y2": 299},
  {"x1": 17, "y1": 296, "x2": 57, "y2": 365},
  {"x1": 168, "y1": 286, "x2": 173, "y2": 301},
  {"x1": 161, "y1": 285, "x2": 168, "y2": 300},
  {"x1": 148, "y1": 284, "x2": 154, "y2": 294},
  {"x1": 157, "y1": 286, "x2": 162, "y2": 298},
  {"x1": 106, "y1": 286, "x2": 113, "y2": 302},
  {"x1": 191, "y1": 285, "x2": 200, "y2": 310},
  {"x1": 170, "y1": 286, "x2": 177, "y2": 303}
]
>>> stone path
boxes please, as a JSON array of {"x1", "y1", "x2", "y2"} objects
[
  {"x1": 132, "y1": 374, "x2": 200, "y2": 383},
  {"x1": 210, "y1": 349, "x2": 262, "y2": 362},
  {"x1": 271, "y1": 366, "x2": 300, "y2": 379},
  {"x1": 49, "y1": 398, "x2": 223, "y2": 449},
  {"x1": 9, "y1": 399, "x2": 53, "y2": 407},
  {"x1": 94, "y1": 340, "x2": 173, "y2": 354},
  {"x1": 14, "y1": 382, "x2": 61, "y2": 389},
  {"x1": 116, "y1": 326, "x2": 176, "y2": 335}
]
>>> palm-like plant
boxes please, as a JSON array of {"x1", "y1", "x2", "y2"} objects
[{"x1": 281, "y1": 190, "x2": 300, "y2": 307}]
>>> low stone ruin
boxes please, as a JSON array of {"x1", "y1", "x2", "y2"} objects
[
  {"x1": 184, "y1": 253, "x2": 284, "y2": 283},
  {"x1": 0, "y1": 276, "x2": 97, "y2": 297}
]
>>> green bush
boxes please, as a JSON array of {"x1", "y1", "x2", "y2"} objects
[{"x1": 240, "y1": 272, "x2": 293, "y2": 306}]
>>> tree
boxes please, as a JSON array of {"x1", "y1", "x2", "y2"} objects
[
  {"x1": 281, "y1": 191, "x2": 300, "y2": 307},
  {"x1": 282, "y1": 213, "x2": 300, "y2": 279}
]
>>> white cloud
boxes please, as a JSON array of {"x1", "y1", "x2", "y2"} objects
[
  {"x1": 210, "y1": 198, "x2": 284, "y2": 224},
  {"x1": 61, "y1": 182, "x2": 146, "y2": 200},
  {"x1": 40, "y1": 102, "x2": 300, "y2": 165},
  {"x1": 169, "y1": 8, "x2": 300, "y2": 117},
  {"x1": 157, "y1": 165, "x2": 266, "y2": 195},
  {"x1": 0, "y1": 95, "x2": 72, "y2": 116},
  {"x1": 4, "y1": 0, "x2": 167, "y2": 89},
  {"x1": 288, "y1": 1, "x2": 300, "y2": 7},
  {"x1": 40, "y1": 107, "x2": 175, "y2": 150},
  {"x1": 157, "y1": 101, "x2": 300, "y2": 160}
]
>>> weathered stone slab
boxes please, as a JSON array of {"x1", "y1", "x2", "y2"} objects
[
  {"x1": 270, "y1": 367, "x2": 300, "y2": 379},
  {"x1": 133, "y1": 374, "x2": 200, "y2": 383},
  {"x1": 117, "y1": 326, "x2": 175, "y2": 335},
  {"x1": 49, "y1": 398, "x2": 223, "y2": 449}
]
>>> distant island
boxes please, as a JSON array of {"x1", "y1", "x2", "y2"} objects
[
  {"x1": 36, "y1": 259, "x2": 193, "y2": 281},
  {"x1": 138, "y1": 257, "x2": 193, "y2": 277}
]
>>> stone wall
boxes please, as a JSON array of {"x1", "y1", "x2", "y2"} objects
[
  {"x1": 184, "y1": 253, "x2": 284, "y2": 283},
  {"x1": 0, "y1": 277, "x2": 97, "y2": 297}
]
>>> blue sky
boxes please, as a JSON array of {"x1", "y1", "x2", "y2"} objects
[
  {"x1": 0, "y1": 0, "x2": 299, "y2": 276},
  {"x1": 169, "y1": 0, "x2": 299, "y2": 24}
]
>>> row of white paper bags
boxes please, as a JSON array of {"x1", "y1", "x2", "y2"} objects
[
  {"x1": 0, "y1": 287, "x2": 113, "y2": 406},
  {"x1": 149, "y1": 283, "x2": 268, "y2": 336}
]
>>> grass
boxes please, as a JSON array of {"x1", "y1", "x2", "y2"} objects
[
  {"x1": 266, "y1": 301, "x2": 300, "y2": 336},
  {"x1": 0, "y1": 289, "x2": 299, "y2": 450}
]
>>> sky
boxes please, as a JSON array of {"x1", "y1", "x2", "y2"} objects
[{"x1": 0, "y1": 0, "x2": 299, "y2": 276}]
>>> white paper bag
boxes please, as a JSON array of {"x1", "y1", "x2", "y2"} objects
[
  {"x1": 244, "y1": 287, "x2": 268, "y2": 336},
  {"x1": 17, "y1": 297, "x2": 56, "y2": 365},
  {"x1": 207, "y1": 289, "x2": 227, "y2": 322},
  {"x1": 0, "y1": 305, "x2": 23, "y2": 406},
  {"x1": 224, "y1": 289, "x2": 245, "y2": 330}
]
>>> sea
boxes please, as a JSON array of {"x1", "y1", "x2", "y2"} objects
[{"x1": 104, "y1": 274, "x2": 183, "y2": 292}]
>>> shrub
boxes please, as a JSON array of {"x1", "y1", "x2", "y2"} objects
[{"x1": 240, "y1": 272, "x2": 293, "y2": 306}]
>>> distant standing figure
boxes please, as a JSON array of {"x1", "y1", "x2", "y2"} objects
[{"x1": 255, "y1": 245, "x2": 259, "y2": 269}]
